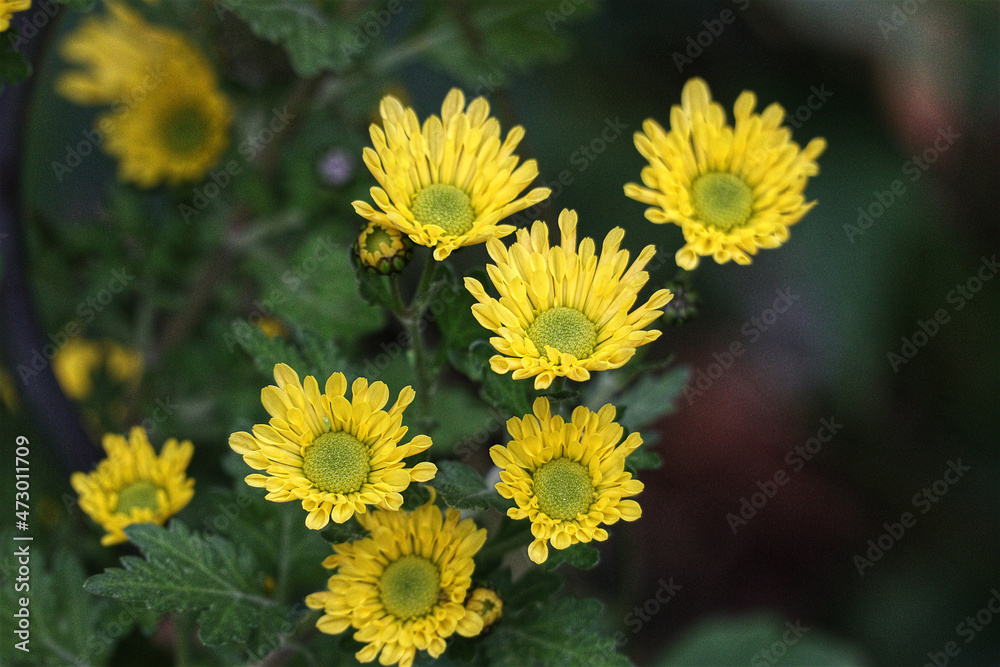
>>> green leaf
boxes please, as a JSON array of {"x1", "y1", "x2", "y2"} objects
[
  {"x1": 484, "y1": 596, "x2": 629, "y2": 667},
  {"x1": 0, "y1": 540, "x2": 134, "y2": 666},
  {"x1": 451, "y1": 340, "x2": 534, "y2": 417},
  {"x1": 432, "y1": 460, "x2": 510, "y2": 511},
  {"x1": 657, "y1": 613, "x2": 866, "y2": 666},
  {"x1": 0, "y1": 38, "x2": 31, "y2": 91},
  {"x1": 229, "y1": 318, "x2": 309, "y2": 377},
  {"x1": 352, "y1": 255, "x2": 394, "y2": 310},
  {"x1": 543, "y1": 542, "x2": 600, "y2": 571},
  {"x1": 624, "y1": 444, "x2": 661, "y2": 473},
  {"x1": 616, "y1": 365, "x2": 689, "y2": 431},
  {"x1": 271, "y1": 234, "x2": 386, "y2": 340},
  {"x1": 84, "y1": 521, "x2": 291, "y2": 651},
  {"x1": 220, "y1": 0, "x2": 353, "y2": 77}
]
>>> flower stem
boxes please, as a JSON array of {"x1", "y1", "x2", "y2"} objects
[{"x1": 388, "y1": 257, "x2": 437, "y2": 431}]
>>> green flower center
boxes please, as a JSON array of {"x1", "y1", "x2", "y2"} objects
[
  {"x1": 162, "y1": 104, "x2": 211, "y2": 156},
  {"x1": 410, "y1": 184, "x2": 475, "y2": 236},
  {"x1": 532, "y1": 458, "x2": 594, "y2": 521},
  {"x1": 116, "y1": 481, "x2": 161, "y2": 515},
  {"x1": 364, "y1": 227, "x2": 394, "y2": 255},
  {"x1": 526, "y1": 307, "x2": 597, "y2": 359},
  {"x1": 379, "y1": 555, "x2": 441, "y2": 619},
  {"x1": 302, "y1": 432, "x2": 370, "y2": 495},
  {"x1": 690, "y1": 172, "x2": 754, "y2": 232}
]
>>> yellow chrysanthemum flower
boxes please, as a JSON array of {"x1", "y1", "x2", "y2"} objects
[
  {"x1": 305, "y1": 498, "x2": 487, "y2": 667},
  {"x1": 71, "y1": 426, "x2": 194, "y2": 546},
  {"x1": 491, "y1": 397, "x2": 644, "y2": 564},
  {"x1": 228, "y1": 364, "x2": 438, "y2": 530},
  {"x1": 464, "y1": 209, "x2": 673, "y2": 390},
  {"x1": 466, "y1": 587, "x2": 502, "y2": 628},
  {"x1": 52, "y1": 338, "x2": 104, "y2": 400},
  {"x1": 0, "y1": 0, "x2": 30, "y2": 32},
  {"x1": 352, "y1": 88, "x2": 551, "y2": 261},
  {"x1": 355, "y1": 220, "x2": 412, "y2": 275},
  {"x1": 624, "y1": 77, "x2": 826, "y2": 269},
  {"x1": 57, "y1": 2, "x2": 230, "y2": 187}
]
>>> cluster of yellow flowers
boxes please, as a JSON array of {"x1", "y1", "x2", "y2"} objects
[{"x1": 66, "y1": 22, "x2": 824, "y2": 663}]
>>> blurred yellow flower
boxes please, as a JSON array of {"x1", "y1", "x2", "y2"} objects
[
  {"x1": 353, "y1": 88, "x2": 550, "y2": 260},
  {"x1": 57, "y1": 2, "x2": 230, "y2": 187},
  {"x1": 71, "y1": 426, "x2": 194, "y2": 546},
  {"x1": 625, "y1": 77, "x2": 826, "y2": 269},
  {"x1": 228, "y1": 364, "x2": 437, "y2": 530},
  {"x1": 465, "y1": 209, "x2": 673, "y2": 389},
  {"x1": 491, "y1": 397, "x2": 644, "y2": 564},
  {"x1": 104, "y1": 341, "x2": 144, "y2": 384},
  {"x1": 305, "y1": 498, "x2": 487, "y2": 667},
  {"x1": 0, "y1": 0, "x2": 30, "y2": 33},
  {"x1": 53, "y1": 338, "x2": 104, "y2": 400}
]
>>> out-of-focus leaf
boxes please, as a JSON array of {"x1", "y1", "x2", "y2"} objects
[
  {"x1": 543, "y1": 542, "x2": 600, "y2": 571},
  {"x1": 658, "y1": 613, "x2": 866, "y2": 666},
  {"x1": 432, "y1": 460, "x2": 510, "y2": 511}
]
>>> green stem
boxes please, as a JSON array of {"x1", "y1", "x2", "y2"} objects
[
  {"x1": 389, "y1": 269, "x2": 435, "y2": 431},
  {"x1": 174, "y1": 613, "x2": 192, "y2": 667}
]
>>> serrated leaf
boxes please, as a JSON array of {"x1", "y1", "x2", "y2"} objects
[
  {"x1": 624, "y1": 445, "x2": 661, "y2": 473},
  {"x1": 432, "y1": 460, "x2": 510, "y2": 511},
  {"x1": 616, "y1": 365, "x2": 689, "y2": 431},
  {"x1": 84, "y1": 521, "x2": 290, "y2": 651},
  {"x1": 543, "y1": 542, "x2": 600, "y2": 571},
  {"x1": 451, "y1": 340, "x2": 533, "y2": 417},
  {"x1": 221, "y1": 0, "x2": 353, "y2": 77},
  {"x1": 484, "y1": 596, "x2": 629, "y2": 667},
  {"x1": 0, "y1": 539, "x2": 132, "y2": 666}
]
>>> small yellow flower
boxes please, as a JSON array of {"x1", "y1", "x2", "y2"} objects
[
  {"x1": 353, "y1": 88, "x2": 551, "y2": 260},
  {"x1": 305, "y1": 498, "x2": 487, "y2": 667},
  {"x1": 624, "y1": 77, "x2": 826, "y2": 269},
  {"x1": 466, "y1": 587, "x2": 503, "y2": 628},
  {"x1": 57, "y1": 2, "x2": 230, "y2": 187},
  {"x1": 0, "y1": 0, "x2": 30, "y2": 33},
  {"x1": 255, "y1": 317, "x2": 288, "y2": 339},
  {"x1": 0, "y1": 368, "x2": 19, "y2": 412},
  {"x1": 464, "y1": 209, "x2": 673, "y2": 390},
  {"x1": 228, "y1": 364, "x2": 437, "y2": 530},
  {"x1": 71, "y1": 426, "x2": 194, "y2": 546},
  {"x1": 104, "y1": 341, "x2": 144, "y2": 384},
  {"x1": 355, "y1": 220, "x2": 412, "y2": 275},
  {"x1": 53, "y1": 339, "x2": 104, "y2": 400},
  {"x1": 490, "y1": 397, "x2": 644, "y2": 564}
]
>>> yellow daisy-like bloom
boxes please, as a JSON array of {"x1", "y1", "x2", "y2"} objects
[
  {"x1": 71, "y1": 426, "x2": 194, "y2": 546},
  {"x1": 53, "y1": 339, "x2": 104, "y2": 400},
  {"x1": 353, "y1": 88, "x2": 551, "y2": 261},
  {"x1": 57, "y1": 2, "x2": 231, "y2": 188},
  {"x1": 356, "y1": 220, "x2": 412, "y2": 275},
  {"x1": 0, "y1": 0, "x2": 30, "y2": 33},
  {"x1": 491, "y1": 397, "x2": 644, "y2": 564},
  {"x1": 228, "y1": 364, "x2": 438, "y2": 530},
  {"x1": 465, "y1": 587, "x2": 502, "y2": 628},
  {"x1": 464, "y1": 209, "x2": 673, "y2": 390},
  {"x1": 305, "y1": 498, "x2": 488, "y2": 667},
  {"x1": 624, "y1": 77, "x2": 826, "y2": 269}
]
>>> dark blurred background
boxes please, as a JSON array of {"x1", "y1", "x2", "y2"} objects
[{"x1": 2, "y1": 0, "x2": 998, "y2": 665}]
